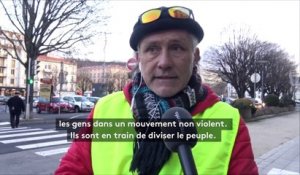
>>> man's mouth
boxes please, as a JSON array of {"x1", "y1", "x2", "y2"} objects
[{"x1": 154, "y1": 76, "x2": 177, "y2": 80}]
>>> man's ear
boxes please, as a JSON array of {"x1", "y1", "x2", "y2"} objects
[
  {"x1": 135, "y1": 52, "x2": 141, "y2": 72},
  {"x1": 193, "y1": 48, "x2": 201, "y2": 64},
  {"x1": 135, "y1": 52, "x2": 139, "y2": 62}
]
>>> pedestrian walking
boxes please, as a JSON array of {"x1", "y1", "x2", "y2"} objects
[{"x1": 6, "y1": 91, "x2": 25, "y2": 128}]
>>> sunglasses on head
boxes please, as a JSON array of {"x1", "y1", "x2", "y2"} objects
[{"x1": 139, "y1": 6, "x2": 194, "y2": 24}]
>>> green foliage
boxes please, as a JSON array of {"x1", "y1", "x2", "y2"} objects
[
  {"x1": 264, "y1": 94, "x2": 280, "y2": 106},
  {"x1": 231, "y1": 98, "x2": 257, "y2": 114},
  {"x1": 279, "y1": 95, "x2": 295, "y2": 107}
]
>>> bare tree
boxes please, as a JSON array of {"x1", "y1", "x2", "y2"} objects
[
  {"x1": 77, "y1": 72, "x2": 93, "y2": 95},
  {"x1": 204, "y1": 26, "x2": 297, "y2": 98},
  {"x1": 51, "y1": 65, "x2": 59, "y2": 92},
  {"x1": 113, "y1": 71, "x2": 130, "y2": 91},
  {"x1": 210, "y1": 81, "x2": 227, "y2": 96},
  {"x1": 257, "y1": 43, "x2": 297, "y2": 96},
  {"x1": 0, "y1": 0, "x2": 109, "y2": 112},
  {"x1": 203, "y1": 28, "x2": 259, "y2": 98}
]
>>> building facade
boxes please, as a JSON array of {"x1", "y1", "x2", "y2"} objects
[
  {"x1": 77, "y1": 62, "x2": 131, "y2": 94},
  {"x1": 0, "y1": 30, "x2": 26, "y2": 96},
  {"x1": 36, "y1": 55, "x2": 77, "y2": 96}
]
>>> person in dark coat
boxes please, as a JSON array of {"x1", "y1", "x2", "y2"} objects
[{"x1": 7, "y1": 91, "x2": 25, "y2": 128}]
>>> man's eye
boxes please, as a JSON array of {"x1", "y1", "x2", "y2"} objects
[
  {"x1": 170, "y1": 45, "x2": 184, "y2": 51},
  {"x1": 146, "y1": 46, "x2": 159, "y2": 53}
]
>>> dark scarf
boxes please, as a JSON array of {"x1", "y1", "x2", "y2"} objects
[{"x1": 129, "y1": 72, "x2": 207, "y2": 175}]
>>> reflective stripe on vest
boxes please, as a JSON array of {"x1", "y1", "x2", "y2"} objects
[{"x1": 92, "y1": 91, "x2": 240, "y2": 175}]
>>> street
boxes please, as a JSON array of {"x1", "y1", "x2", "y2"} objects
[
  {"x1": 0, "y1": 104, "x2": 299, "y2": 174},
  {"x1": 248, "y1": 110, "x2": 300, "y2": 157},
  {"x1": 0, "y1": 105, "x2": 89, "y2": 174},
  {"x1": 247, "y1": 107, "x2": 300, "y2": 174}
]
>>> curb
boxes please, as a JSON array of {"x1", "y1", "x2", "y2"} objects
[
  {"x1": 245, "y1": 110, "x2": 298, "y2": 122},
  {"x1": 19, "y1": 116, "x2": 56, "y2": 125}
]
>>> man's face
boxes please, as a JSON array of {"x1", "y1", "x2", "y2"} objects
[{"x1": 137, "y1": 30, "x2": 199, "y2": 97}]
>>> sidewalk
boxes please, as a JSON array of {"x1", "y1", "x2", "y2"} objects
[
  {"x1": 0, "y1": 110, "x2": 46, "y2": 124},
  {"x1": 256, "y1": 136, "x2": 299, "y2": 175}
]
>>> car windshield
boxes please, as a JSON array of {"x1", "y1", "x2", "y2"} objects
[
  {"x1": 81, "y1": 97, "x2": 90, "y2": 102},
  {"x1": 88, "y1": 97, "x2": 99, "y2": 102},
  {"x1": 74, "y1": 97, "x2": 83, "y2": 102},
  {"x1": 52, "y1": 98, "x2": 62, "y2": 103}
]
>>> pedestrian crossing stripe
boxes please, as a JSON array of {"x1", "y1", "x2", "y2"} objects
[
  {"x1": 0, "y1": 125, "x2": 71, "y2": 157},
  {"x1": 17, "y1": 140, "x2": 69, "y2": 149},
  {"x1": 0, "y1": 127, "x2": 28, "y2": 131},
  {"x1": 35, "y1": 147, "x2": 69, "y2": 157},
  {"x1": 1, "y1": 133, "x2": 67, "y2": 144},
  {"x1": 267, "y1": 168, "x2": 299, "y2": 175},
  {"x1": 0, "y1": 128, "x2": 42, "y2": 134},
  {"x1": 0, "y1": 130, "x2": 58, "y2": 139},
  {"x1": 0, "y1": 122, "x2": 10, "y2": 126}
]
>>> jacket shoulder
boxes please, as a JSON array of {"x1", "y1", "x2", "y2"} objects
[
  {"x1": 202, "y1": 101, "x2": 240, "y2": 119},
  {"x1": 93, "y1": 91, "x2": 131, "y2": 119}
]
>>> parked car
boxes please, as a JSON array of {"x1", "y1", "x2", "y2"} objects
[
  {"x1": 87, "y1": 96, "x2": 100, "y2": 104},
  {"x1": 247, "y1": 98, "x2": 264, "y2": 109},
  {"x1": 62, "y1": 95, "x2": 94, "y2": 113},
  {"x1": 0, "y1": 95, "x2": 9, "y2": 105},
  {"x1": 36, "y1": 97, "x2": 74, "y2": 114},
  {"x1": 33, "y1": 97, "x2": 39, "y2": 108}
]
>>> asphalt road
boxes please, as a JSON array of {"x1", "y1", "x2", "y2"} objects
[
  {"x1": 247, "y1": 107, "x2": 300, "y2": 157},
  {"x1": 0, "y1": 107, "x2": 89, "y2": 175}
]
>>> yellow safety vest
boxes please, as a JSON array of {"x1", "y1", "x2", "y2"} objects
[{"x1": 92, "y1": 91, "x2": 240, "y2": 175}]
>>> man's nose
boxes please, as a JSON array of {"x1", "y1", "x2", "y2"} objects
[{"x1": 157, "y1": 49, "x2": 172, "y2": 70}]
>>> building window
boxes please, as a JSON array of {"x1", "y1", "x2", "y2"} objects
[
  {"x1": 10, "y1": 78, "x2": 14, "y2": 84},
  {"x1": 11, "y1": 69, "x2": 15, "y2": 75},
  {"x1": 45, "y1": 64, "x2": 51, "y2": 69},
  {"x1": 0, "y1": 58, "x2": 4, "y2": 66},
  {"x1": 0, "y1": 68, "x2": 4, "y2": 73},
  {"x1": 11, "y1": 60, "x2": 16, "y2": 68},
  {"x1": 0, "y1": 77, "x2": 3, "y2": 84}
]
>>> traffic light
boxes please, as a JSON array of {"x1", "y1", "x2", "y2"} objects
[
  {"x1": 27, "y1": 78, "x2": 33, "y2": 84},
  {"x1": 35, "y1": 60, "x2": 41, "y2": 75}
]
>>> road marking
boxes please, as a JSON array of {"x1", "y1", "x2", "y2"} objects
[
  {"x1": 35, "y1": 147, "x2": 69, "y2": 156},
  {"x1": 17, "y1": 140, "x2": 69, "y2": 149},
  {"x1": 70, "y1": 115, "x2": 84, "y2": 119},
  {"x1": 0, "y1": 130, "x2": 57, "y2": 139},
  {"x1": 1, "y1": 133, "x2": 67, "y2": 144},
  {"x1": 0, "y1": 127, "x2": 28, "y2": 131},
  {"x1": 267, "y1": 168, "x2": 299, "y2": 175},
  {"x1": 0, "y1": 122, "x2": 10, "y2": 126},
  {"x1": 0, "y1": 128, "x2": 42, "y2": 134}
]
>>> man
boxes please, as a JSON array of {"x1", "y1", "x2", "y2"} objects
[
  {"x1": 7, "y1": 91, "x2": 25, "y2": 128},
  {"x1": 55, "y1": 6, "x2": 258, "y2": 174}
]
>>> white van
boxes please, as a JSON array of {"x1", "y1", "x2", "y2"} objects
[{"x1": 62, "y1": 95, "x2": 94, "y2": 113}]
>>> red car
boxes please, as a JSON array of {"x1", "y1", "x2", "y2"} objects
[{"x1": 36, "y1": 97, "x2": 74, "y2": 113}]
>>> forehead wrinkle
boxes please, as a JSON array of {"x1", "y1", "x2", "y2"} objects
[
  {"x1": 138, "y1": 30, "x2": 194, "y2": 51},
  {"x1": 142, "y1": 36, "x2": 191, "y2": 47}
]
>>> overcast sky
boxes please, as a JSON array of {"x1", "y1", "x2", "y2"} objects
[
  {"x1": 1, "y1": 0, "x2": 299, "y2": 67},
  {"x1": 101, "y1": 0, "x2": 299, "y2": 65}
]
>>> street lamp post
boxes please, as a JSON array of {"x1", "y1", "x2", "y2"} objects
[
  {"x1": 256, "y1": 60, "x2": 268, "y2": 100},
  {"x1": 25, "y1": 58, "x2": 31, "y2": 119},
  {"x1": 251, "y1": 73, "x2": 260, "y2": 99}
]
